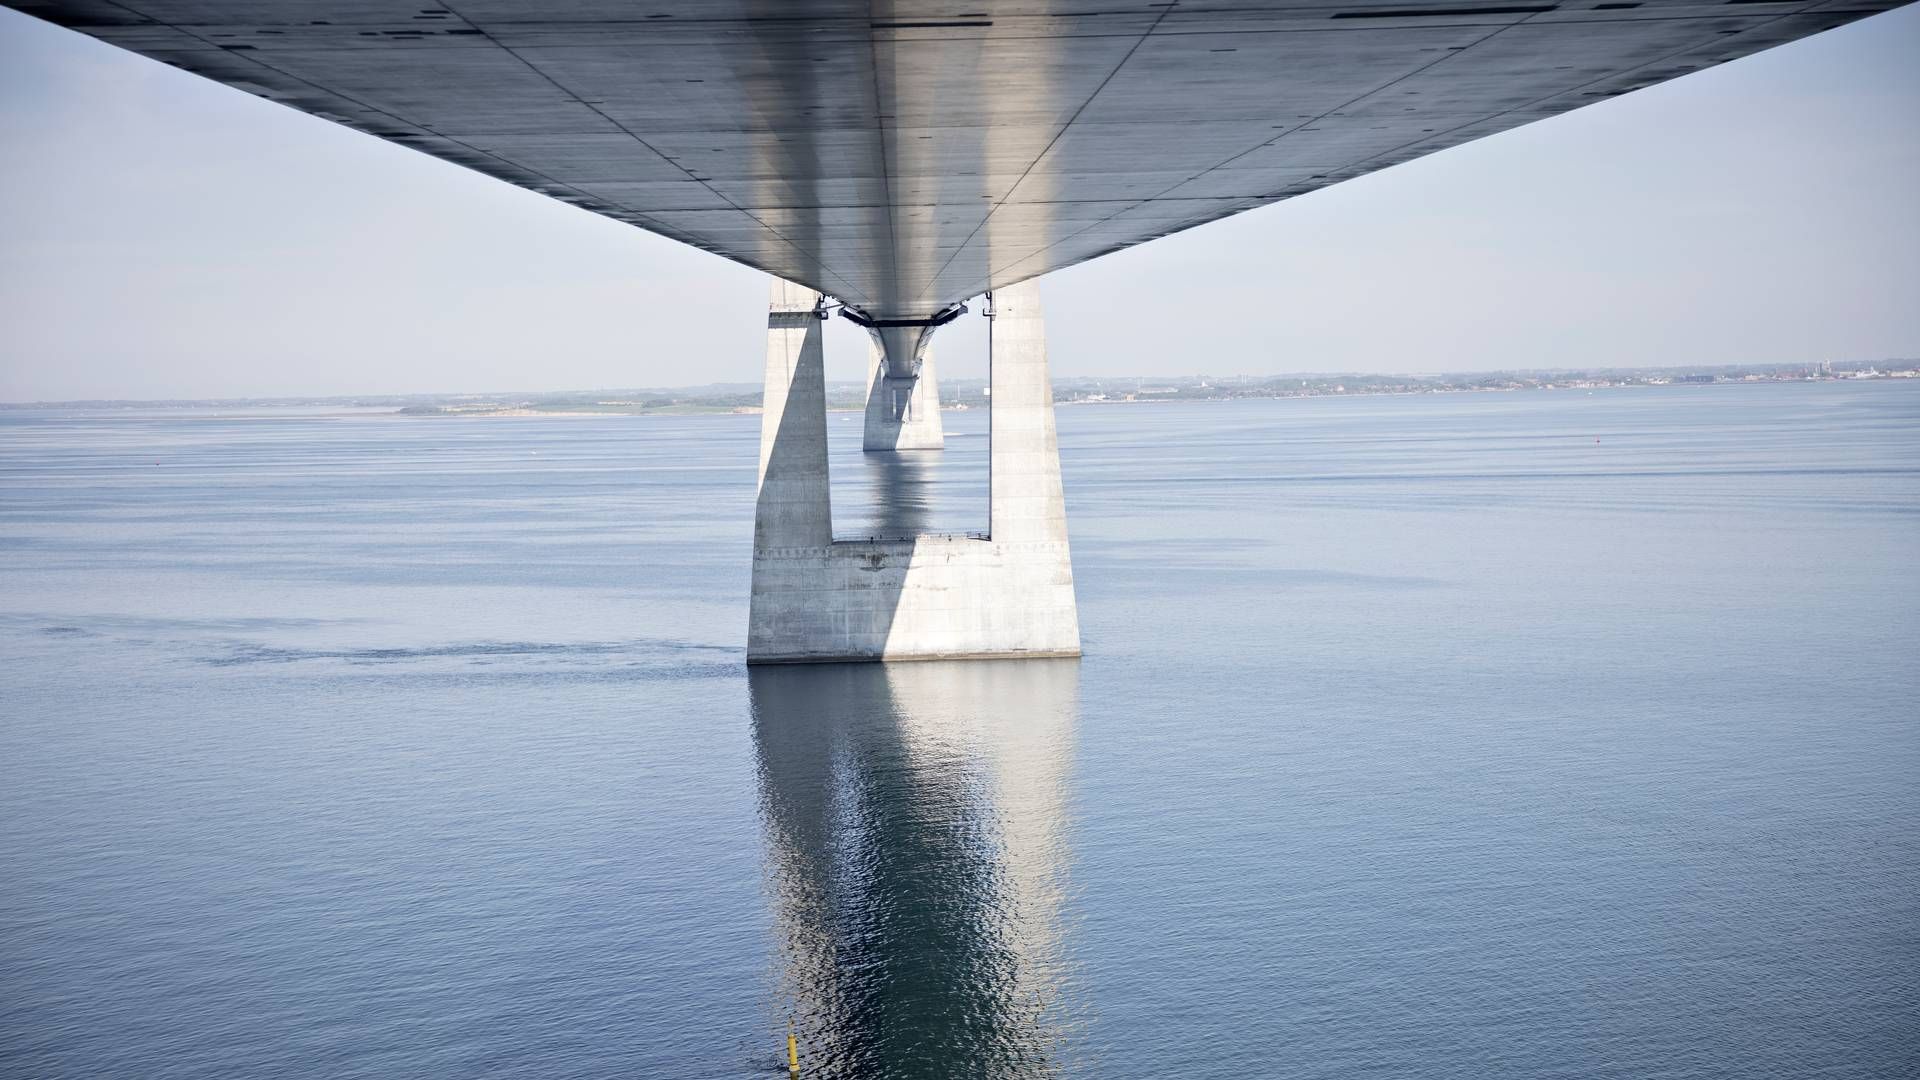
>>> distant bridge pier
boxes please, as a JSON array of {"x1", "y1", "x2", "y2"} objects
[
  {"x1": 748, "y1": 277, "x2": 1080, "y2": 664},
  {"x1": 860, "y1": 323, "x2": 944, "y2": 451}
]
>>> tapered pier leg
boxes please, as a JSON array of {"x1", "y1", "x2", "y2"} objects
[
  {"x1": 988, "y1": 282, "x2": 1071, "y2": 548},
  {"x1": 749, "y1": 278, "x2": 834, "y2": 661},
  {"x1": 752, "y1": 280, "x2": 830, "y2": 548}
]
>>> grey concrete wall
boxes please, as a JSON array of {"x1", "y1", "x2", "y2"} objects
[
  {"x1": 748, "y1": 535, "x2": 1080, "y2": 663},
  {"x1": 752, "y1": 278, "x2": 831, "y2": 551},
  {"x1": 748, "y1": 276, "x2": 1080, "y2": 664}
]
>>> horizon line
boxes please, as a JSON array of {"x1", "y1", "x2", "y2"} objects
[{"x1": 4, "y1": 356, "x2": 1915, "y2": 408}]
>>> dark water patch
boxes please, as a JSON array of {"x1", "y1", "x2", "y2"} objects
[
  {"x1": 365, "y1": 659, "x2": 749, "y2": 685},
  {"x1": 0, "y1": 612, "x2": 371, "y2": 635},
  {"x1": 1080, "y1": 556, "x2": 1449, "y2": 589},
  {"x1": 202, "y1": 637, "x2": 740, "y2": 669}
]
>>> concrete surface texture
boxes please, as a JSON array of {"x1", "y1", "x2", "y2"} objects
[
  {"x1": 749, "y1": 277, "x2": 1079, "y2": 665},
  {"x1": 17, "y1": 1, "x2": 1902, "y2": 322},
  {"x1": 751, "y1": 277, "x2": 832, "y2": 554},
  {"x1": 862, "y1": 337, "x2": 944, "y2": 452}
]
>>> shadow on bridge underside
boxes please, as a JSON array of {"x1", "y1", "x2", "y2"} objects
[
  {"x1": 751, "y1": 658, "x2": 1083, "y2": 1078},
  {"x1": 735, "y1": 2, "x2": 1070, "y2": 319}
]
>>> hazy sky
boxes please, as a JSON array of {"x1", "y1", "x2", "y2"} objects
[{"x1": 1, "y1": 6, "x2": 1915, "y2": 402}]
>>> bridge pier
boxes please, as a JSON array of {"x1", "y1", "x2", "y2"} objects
[
  {"x1": 861, "y1": 326, "x2": 944, "y2": 451},
  {"x1": 747, "y1": 277, "x2": 1080, "y2": 664}
]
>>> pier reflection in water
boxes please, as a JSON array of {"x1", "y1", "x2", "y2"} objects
[
  {"x1": 751, "y1": 659, "x2": 1081, "y2": 1078},
  {"x1": 829, "y1": 412, "x2": 992, "y2": 542},
  {"x1": 859, "y1": 449, "x2": 938, "y2": 539}
]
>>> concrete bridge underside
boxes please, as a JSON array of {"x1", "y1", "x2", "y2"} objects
[{"x1": 15, "y1": 1, "x2": 1900, "y2": 325}]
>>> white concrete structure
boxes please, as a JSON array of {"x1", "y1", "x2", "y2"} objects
[
  {"x1": 861, "y1": 337, "x2": 943, "y2": 452},
  {"x1": 748, "y1": 277, "x2": 1079, "y2": 665},
  {"x1": 751, "y1": 278, "x2": 834, "y2": 555}
]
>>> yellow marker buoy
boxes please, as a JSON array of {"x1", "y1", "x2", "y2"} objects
[{"x1": 787, "y1": 1019, "x2": 800, "y2": 1076}]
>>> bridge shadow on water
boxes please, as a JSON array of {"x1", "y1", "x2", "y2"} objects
[
  {"x1": 861, "y1": 449, "x2": 937, "y2": 539},
  {"x1": 832, "y1": 431, "x2": 993, "y2": 544},
  {"x1": 750, "y1": 659, "x2": 1082, "y2": 1078}
]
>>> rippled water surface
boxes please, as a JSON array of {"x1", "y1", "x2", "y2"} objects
[{"x1": 2, "y1": 383, "x2": 1916, "y2": 1078}]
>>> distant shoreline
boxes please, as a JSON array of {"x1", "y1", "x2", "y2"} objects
[
  {"x1": 413, "y1": 374, "x2": 1917, "y2": 418},
  {"x1": 5, "y1": 363, "x2": 1913, "y2": 413}
]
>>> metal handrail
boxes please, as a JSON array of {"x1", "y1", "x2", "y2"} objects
[{"x1": 837, "y1": 531, "x2": 990, "y2": 543}]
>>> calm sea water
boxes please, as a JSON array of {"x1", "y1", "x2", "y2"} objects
[{"x1": 1, "y1": 382, "x2": 1915, "y2": 1078}]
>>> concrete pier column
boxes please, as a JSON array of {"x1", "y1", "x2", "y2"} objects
[
  {"x1": 862, "y1": 324, "x2": 945, "y2": 451},
  {"x1": 987, "y1": 281, "x2": 1069, "y2": 546},
  {"x1": 753, "y1": 277, "x2": 831, "y2": 551}
]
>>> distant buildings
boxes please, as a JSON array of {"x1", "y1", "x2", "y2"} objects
[{"x1": 1043, "y1": 359, "x2": 1920, "y2": 407}]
